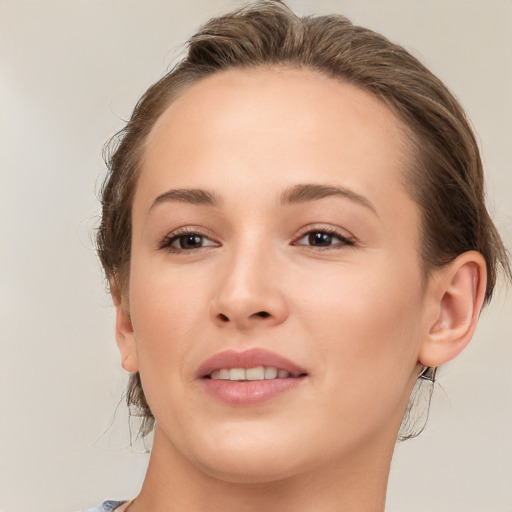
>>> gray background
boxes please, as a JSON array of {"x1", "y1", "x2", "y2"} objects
[{"x1": 0, "y1": 1, "x2": 510, "y2": 511}]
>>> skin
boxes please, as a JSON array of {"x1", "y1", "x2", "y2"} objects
[{"x1": 114, "y1": 67, "x2": 487, "y2": 512}]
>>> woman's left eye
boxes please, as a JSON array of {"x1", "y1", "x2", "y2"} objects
[{"x1": 295, "y1": 230, "x2": 354, "y2": 248}]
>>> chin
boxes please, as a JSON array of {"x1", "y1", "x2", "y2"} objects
[
  {"x1": 180, "y1": 422, "x2": 314, "y2": 483},
  {"x1": 194, "y1": 451, "x2": 304, "y2": 485}
]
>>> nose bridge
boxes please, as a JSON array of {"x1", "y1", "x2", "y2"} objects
[{"x1": 212, "y1": 231, "x2": 287, "y2": 328}]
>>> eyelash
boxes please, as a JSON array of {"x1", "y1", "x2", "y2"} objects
[
  {"x1": 159, "y1": 227, "x2": 219, "y2": 253},
  {"x1": 292, "y1": 227, "x2": 356, "y2": 250},
  {"x1": 159, "y1": 226, "x2": 356, "y2": 253}
]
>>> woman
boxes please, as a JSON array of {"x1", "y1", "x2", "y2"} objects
[{"x1": 90, "y1": 1, "x2": 510, "y2": 510}]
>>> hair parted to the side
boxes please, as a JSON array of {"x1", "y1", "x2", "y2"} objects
[{"x1": 97, "y1": 0, "x2": 511, "y2": 439}]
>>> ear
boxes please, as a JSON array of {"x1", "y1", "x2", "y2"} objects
[
  {"x1": 111, "y1": 280, "x2": 139, "y2": 373},
  {"x1": 419, "y1": 251, "x2": 487, "y2": 368}
]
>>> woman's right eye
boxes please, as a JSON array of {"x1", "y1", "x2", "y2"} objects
[{"x1": 161, "y1": 232, "x2": 218, "y2": 252}]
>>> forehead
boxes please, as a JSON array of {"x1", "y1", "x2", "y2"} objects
[
  {"x1": 138, "y1": 67, "x2": 414, "y2": 220},
  {"x1": 146, "y1": 66, "x2": 409, "y2": 160}
]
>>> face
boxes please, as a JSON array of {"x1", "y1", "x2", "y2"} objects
[{"x1": 119, "y1": 67, "x2": 432, "y2": 482}]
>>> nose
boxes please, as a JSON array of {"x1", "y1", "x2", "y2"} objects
[{"x1": 211, "y1": 244, "x2": 289, "y2": 330}]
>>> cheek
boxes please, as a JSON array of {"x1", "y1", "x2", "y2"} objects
[
  {"x1": 127, "y1": 261, "x2": 211, "y2": 380},
  {"x1": 295, "y1": 258, "x2": 425, "y2": 418},
  {"x1": 296, "y1": 254, "x2": 424, "y2": 342}
]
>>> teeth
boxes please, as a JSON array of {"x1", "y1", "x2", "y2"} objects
[
  {"x1": 264, "y1": 366, "x2": 278, "y2": 379},
  {"x1": 246, "y1": 366, "x2": 265, "y2": 380},
  {"x1": 218, "y1": 368, "x2": 230, "y2": 379},
  {"x1": 229, "y1": 368, "x2": 246, "y2": 381},
  {"x1": 211, "y1": 368, "x2": 236, "y2": 379},
  {"x1": 210, "y1": 366, "x2": 291, "y2": 381}
]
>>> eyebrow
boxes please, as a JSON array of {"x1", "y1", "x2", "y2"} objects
[
  {"x1": 149, "y1": 183, "x2": 377, "y2": 215},
  {"x1": 150, "y1": 188, "x2": 220, "y2": 210},
  {"x1": 279, "y1": 183, "x2": 378, "y2": 215}
]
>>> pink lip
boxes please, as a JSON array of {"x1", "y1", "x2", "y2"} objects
[
  {"x1": 197, "y1": 348, "x2": 307, "y2": 378},
  {"x1": 197, "y1": 348, "x2": 308, "y2": 406}
]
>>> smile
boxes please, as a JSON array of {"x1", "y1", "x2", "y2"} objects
[{"x1": 198, "y1": 348, "x2": 308, "y2": 405}]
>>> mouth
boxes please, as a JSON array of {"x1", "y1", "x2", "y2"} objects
[{"x1": 197, "y1": 348, "x2": 308, "y2": 405}]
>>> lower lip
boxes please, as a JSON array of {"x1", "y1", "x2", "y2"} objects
[{"x1": 201, "y1": 377, "x2": 305, "y2": 405}]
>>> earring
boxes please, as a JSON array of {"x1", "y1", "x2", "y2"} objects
[
  {"x1": 418, "y1": 366, "x2": 437, "y2": 382},
  {"x1": 397, "y1": 365, "x2": 438, "y2": 441}
]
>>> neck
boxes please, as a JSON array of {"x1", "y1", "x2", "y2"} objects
[{"x1": 130, "y1": 426, "x2": 396, "y2": 512}]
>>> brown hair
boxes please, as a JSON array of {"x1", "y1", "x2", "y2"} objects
[{"x1": 97, "y1": 0, "x2": 510, "y2": 437}]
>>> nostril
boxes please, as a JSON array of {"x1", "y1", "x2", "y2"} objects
[
  {"x1": 218, "y1": 313, "x2": 229, "y2": 322},
  {"x1": 255, "y1": 311, "x2": 270, "y2": 318}
]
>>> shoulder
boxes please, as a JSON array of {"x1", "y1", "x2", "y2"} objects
[{"x1": 81, "y1": 500, "x2": 127, "y2": 512}]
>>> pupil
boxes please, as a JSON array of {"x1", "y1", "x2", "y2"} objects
[
  {"x1": 180, "y1": 234, "x2": 202, "y2": 248},
  {"x1": 309, "y1": 232, "x2": 332, "y2": 246}
]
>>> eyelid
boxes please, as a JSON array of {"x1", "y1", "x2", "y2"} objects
[
  {"x1": 158, "y1": 226, "x2": 221, "y2": 252},
  {"x1": 292, "y1": 224, "x2": 356, "y2": 248}
]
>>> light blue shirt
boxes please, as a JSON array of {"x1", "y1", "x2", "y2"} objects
[{"x1": 82, "y1": 501, "x2": 126, "y2": 512}]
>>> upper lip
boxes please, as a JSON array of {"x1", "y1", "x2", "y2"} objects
[{"x1": 197, "y1": 348, "x2": 308, "y2": 378}]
